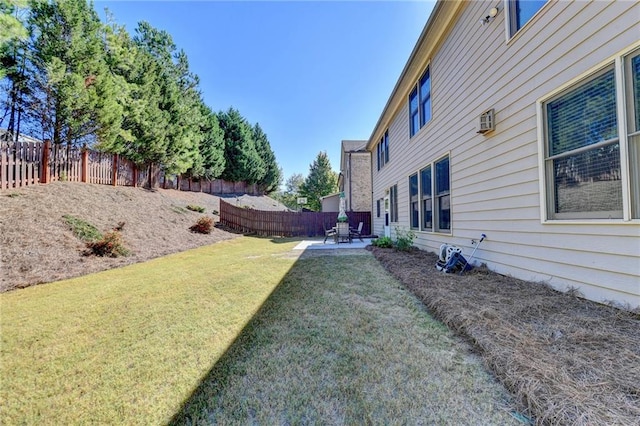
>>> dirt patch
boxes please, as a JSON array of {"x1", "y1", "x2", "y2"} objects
[
  {"x1": 0, "y1": 182, "x2": 286, "y2": 291},
  {"x1": 369, "y1": 246, "x2": 640, "y2": 426}
]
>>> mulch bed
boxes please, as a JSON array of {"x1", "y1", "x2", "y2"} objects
[{"x1": 369, "y1": 246, "x2": 640, "y2": 426}]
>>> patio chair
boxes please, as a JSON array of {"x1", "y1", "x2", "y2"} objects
[
  {"x1": 323, "y1": 225, "x2": 337, "y2": 243},
  {"x1": 350, "y1": 222, "x2": 364, "y2": 242}
]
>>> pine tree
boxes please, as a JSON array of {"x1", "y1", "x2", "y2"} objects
[
  {"x1": 0, "y1": 0, "x2": 29, "y2": 140},
  {"x1": 218, "y1": 107, "x2": 265, "y2": 184},
  {"x1": 26, "y1": 0, "x2": 121, "y2": 147},
  {"x1": 300, "y1": 151, "x2": 338, "y2": 211},
  {"x1": 253, "y1": 123, "x2": 281, "y2": 193}
]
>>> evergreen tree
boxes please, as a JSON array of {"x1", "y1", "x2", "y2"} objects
[
  {"x1": 186, "y1": 102, "x2": 225, "y2": 180},
  {"x1": 253, "y1": 123, "x2": 281, "y2": 193},
  {"x1": 218, "y1": 107, "x2": 265, "y2": 184},
  {"x1": 26, "y1": 0, "x2": 121, "y2": 147},
  {"x1": 0, "y1": 0, "x2": 29, "y2": 140},
  {"x1": 300, "y1": 151, "x2": 338, "y2": 211}
]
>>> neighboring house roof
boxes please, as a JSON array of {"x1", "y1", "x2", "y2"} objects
[
  {"x1": 0, "y1": 130, "x2": 42, "y2": 144},
  {"x1": 320, "y1": 192, "x2": 341, "y2": 200},
  {"x1": 340, "y1": 139, "x2": 368, "y2": 174}
]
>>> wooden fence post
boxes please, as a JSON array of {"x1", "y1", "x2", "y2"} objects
[
  {"x1": 112, "y1": 153, "x2": 118, "y2": 186},
  {"x1": 81, "y1": 145, "x2": 89, "y2": 183},
  {"x1": 41, "y1": 139, "x2": 50, "y2": 184}
]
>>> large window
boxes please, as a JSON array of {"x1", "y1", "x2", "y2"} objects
[
  {"x1": 508, "y1": 0, "x2": 546, "y2": 37},
  {"x1": 409, "y1": 67, "x2": 431, "y2": 137},
  {"x1": 390, "y1": 184, "x2": 398, "y2": 223},
  {"x1": 409, "y1": 173, "x2": 419, "y2": 229},
  {"x1": 541, "y1": 48, "x2": 640, "y2": 220},
  {"x1": 409, "y1": 155, "x2": 450, "y2": 233},
  {"x1": 376, "y1": 130, "x2": 389, "y2": 171},
  {"x1": 420, "y1": 166, "x2": 432, "y2": 230}
]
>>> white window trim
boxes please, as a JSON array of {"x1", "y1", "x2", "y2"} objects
[
  {"x1": 409, "y1": 61, "x2": 433, "y2": 139},
  {"x1": 407, "y1": 151, "x2": 452, "y2": 234},
  {"x1": 536, "y1": 42, "x2": 640, "y2": 224}
]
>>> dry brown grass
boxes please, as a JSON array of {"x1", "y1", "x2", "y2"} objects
[
  {"x1": 370, "y1": 246, "x2": 640, "y2": 426},
  {"x1": 0, "y1": 182, "x2": 285, "y2": 292}
]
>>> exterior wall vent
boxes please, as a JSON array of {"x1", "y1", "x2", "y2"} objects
[{"x1": 477, "y1": 109, "x2": 495, "y2": 134}]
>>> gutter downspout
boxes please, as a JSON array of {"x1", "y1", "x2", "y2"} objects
[{"x1": 348, "y1": 152, "x2": 353, "y2": 211}]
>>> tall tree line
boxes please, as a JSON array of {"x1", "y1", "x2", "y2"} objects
[{"x1": 0, "y1": 0, "x2": 281, "y2": 192}]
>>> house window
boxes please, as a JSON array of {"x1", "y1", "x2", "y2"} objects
[
  {"x1": 409, "y1": 173, "x2": 419, "y2": 229},
  {"x1": 409, "y1": 87, "x2": 419, "y2": 137},
  {"x1": 435, "y1": 156, "x2": 450, "y2": 231},
  {"x1": 409, "y1": 67, "x2": 432, "y2": 137},
  {"x1": 390, "y1": 184, "x2": 398, "y2": 223},
  {"x1": 376, "y1": 199, "x2": 381, "y2": 218},
  {"x1": 508, "y1": 0, "x2": 546, "y2": 37},
  {"x1": 541, "y1": 48, "x2": 640, "y2": 220},
  {"x1": 420, "y1": 166, "x2": 432, "y2": 231},
  {"x1": 376, "y1": 130, "x2": 389, "y2": 170},
  {"x1": 627, "y1": 51, "x2": 640, "y2": 218},
  {"x1": 419, "y1": 69, "x2": 431, "y2": 127}
]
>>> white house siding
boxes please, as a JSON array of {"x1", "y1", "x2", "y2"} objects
[{"x1": 370, "y1": 0, "x2": 640, "y2": 308}]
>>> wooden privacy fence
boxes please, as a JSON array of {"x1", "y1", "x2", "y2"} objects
[
  {"x1": 0, "y1": 139, "x2": 259, "y2": 194},
  {"x1": 220, "y1": 199, "x2": 372, "y2": 237}
]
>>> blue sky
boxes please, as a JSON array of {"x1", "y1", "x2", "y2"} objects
[{"x1": 95, "y1": 1, "x2": 435, "y2": 183}]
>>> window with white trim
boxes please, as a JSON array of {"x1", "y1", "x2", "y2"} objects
[
  {"x1": 390, "y1": 184, "x2": 398, "y2": 223},
  {"x1": 376, "y1": 130, "x2": 389, "y2": 171},
  {"x1": 408, "y1": 155, "x2": 450, "y2": 233},
  {"x1": 540, "y1": 48, "x2": 640, "y2": 220},
  {"x1": 409, "y1": 67, "x2": 431, "y2": 137},
  {"x1": 409, "y1": 173, "x2": 419, "y2": 229},
  {"x1": 507, "y1": 0, "x2": 546, "y2": 38},
  {"x1": 435, "y1": 156, "x2": 451, "y2": 231},
  {"x1": 420, "y1": 165, "x2": 432, "y2": 230}
]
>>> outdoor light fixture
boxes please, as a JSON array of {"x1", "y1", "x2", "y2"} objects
[{"x1": 480, "y1": 6, "x2": 499, "y2": 25}]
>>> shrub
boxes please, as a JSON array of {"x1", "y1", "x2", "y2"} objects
[
  {"x1": 394, "y1": 227, "x2": 416, "y2": 252},
  {"x1": 86, "y1": 231, "x2": 129, "y2": 257},
  {"x1": 190, "y1": 217, "x2": 213, "y2": 234},
  {"x1": 371, "y1": 236, "x2": 393, "y2": 248},
  {"x1": 186, "y1": 204, "x2": 205, "y2": 213},
  {"x1": 63, "y1": 215, "x2": 102, "y2": 242}
]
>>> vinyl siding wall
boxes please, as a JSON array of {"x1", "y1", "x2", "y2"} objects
[{"x1": 371, "y1": 0, "x2": 640, "y2": 307}]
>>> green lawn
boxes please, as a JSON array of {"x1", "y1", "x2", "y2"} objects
[
  {"x1": 0, "y1": 237, "x2": 299, "y2": 425},
  {"x1": 1, "y1": 237, "x2": 517, "y2": 424}
]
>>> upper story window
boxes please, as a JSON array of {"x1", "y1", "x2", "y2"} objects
[
  {"x1": 507, "y1": 0, "x2": 546, "y2": 38},
  {"x1": 409, "y1": 66, "x2": 431, "y2": 137},
  {"x1": 419, "y1": 69, "x2": 431, "y2": 126},
  {"x1": 539, "y1": 47, "x2": 640, "y2": 221},
  {"x1": 376, "y1": 130, "x2": 389, "y2": 171}
]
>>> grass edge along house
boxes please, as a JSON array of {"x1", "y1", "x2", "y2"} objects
[{"x1": 366, "y1": 0, "x2": 640, "y2": 308}]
